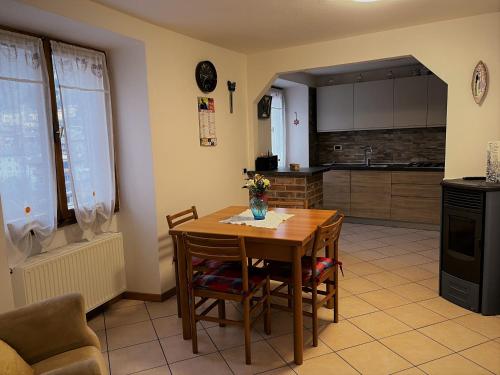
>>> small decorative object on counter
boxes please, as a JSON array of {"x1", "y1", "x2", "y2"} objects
[
  {"x1": 244, "y1": 174, "x2": 271, "y2": 220},
  {"x1": 290, "y1": 163, "x2": 300, "y2": 171},
  {"x1": 486, "y1": 141, "x2": 500, "y2": 182}
]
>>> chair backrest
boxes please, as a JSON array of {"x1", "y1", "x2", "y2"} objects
[
  {"x1": 182, "y1": 233, "x2": 249, "y2": 293},
  {"x1": 310, "y1": 214, "x2": 345, "y2": 276},
  {"x1": 166, "y1": 206, "x2": 198, "y2": 229}
]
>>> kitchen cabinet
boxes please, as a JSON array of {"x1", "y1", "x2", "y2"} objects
[
  {"x1": 427, "y1": 75, "x2": 448, "y2": 127},
  {"x1": 350, "y1": 171, "x2": 392, "y2": 219},
  {"x1": 390, "y1": 171, "x2": 444, "y2": 224},
  {"x1": 317, "y1": 84, "x2": 354, "y2": 132},
  {"x1": 394, "y1": 76, "x2": 428, "y2": 128},
  {"x1": 354, "y1": 80, "x2": 394, "y2": 129},
  {"x1": 323, "y1": 170, "x2": 350, "y2": 215}
]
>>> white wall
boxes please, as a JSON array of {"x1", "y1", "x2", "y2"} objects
[
  {"x1": 0, "y1": 198, "x2": 14, "y2": 313},
  {"x1": 284, "y1": 85, "x2": 309, "y2": 167},
  {"x1": 247, "y1": 13, "x2": 500, "y2": 179}
]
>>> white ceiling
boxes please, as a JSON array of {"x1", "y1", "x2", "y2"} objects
[
  {"x1": 94, "y1": 0, "x2": 500, "y2": 53},
  {"x1": 304, "y1": 56, "x2": 419, "y2": 76}
]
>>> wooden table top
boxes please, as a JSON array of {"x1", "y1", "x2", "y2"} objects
[{"x1": 169, "y1": 206, "x2": 337, "y2": 246}]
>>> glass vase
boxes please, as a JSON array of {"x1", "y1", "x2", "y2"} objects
[{"x1": 249, "y1": 192, "x2": 268, "y2": 220}]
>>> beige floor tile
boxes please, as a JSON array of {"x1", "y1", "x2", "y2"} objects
[
  {"x1": 341, "y1": 239, "x2": 386, "y2": 251},
  {"x1": 385, "y1": 303, "x2": 447, "y2": 329},
  {"x1": 152, "y1": 315, "x2": 184, "y2": 339},
  {"x1": 338, "y1": 295, "x2": 379, "y2": 318},
  {"x1": 380, "y1": 330, "x2": 452, "y2": 365},
  {"x1": 349, "y1": 311, "x2": 412, "y2": 339},
  {"x1": 364, "y1": 271, "x2": 410, "y2": 288},
  {"x1": 259, "y1": 367, "x2": 296, "y2": 375},
  {"x1": 338, "y1": 341, "x2": 412, "y2": 375},
  {"x1": 109, "y1": 341, "x2": 167, "y2": 375},
  {"x1": 377, "y1": 235, "x2": 415, "y2": 246},
  {"x1": 390, "y1": 282, "x2": 437, "y2": 302},
  {"x1": 417, "y1": 261, "x2": 439, "y2": 275},
  {"x1": 415, "y1": 238, "x2": 439, "y2": 249},
  {"x1": 393, "y1": 368, "x2": 426, "y2": 375},
  {"x1": 417, "y1": 297, "x2": 472, "y2": 318},
  {"x1": 391, "y1": 254, "x2": 433, "y2": 267},
  {"x1": 107, "y1": 320, "x2": 157, "y2": 351},
  {"x1": 417, "y1": 249, "x2": 440, "y2": 261},
  {"x1": 358, "y1": 289, "x2": 411, "y2": 310},
  {"x1": 293, "y1": 352, "x2": 359, "y2": 375},
  {"x1": 341, "y1": 277, "x2": 382, "y2": 294},
  {"x1": 416, "y1": 277, "x2": 439, "y2": 292},
  {"x1": 418, "y1": 354, "x2": 492, "y2": 375},
  {"x1": 338, "y1": 253, "x2": 364, "y2": 265},
  {"x1": 206, "y1": 323, "x2": 263, "y2": 351},
  {"x1": 95, "y1": 330, "x2": 107, "y2": 353},
  {"x1": 375, "y1": 245, "x2": 412, "y2": 257},
  {"x1": 267, "y1": 330, "x2": 332, "y2": 363},
  {"x1": 255, "y1": 311, "x2": 294, "y2": 338},
  {"x1": 302, "y1": 306, "x2": 341, "y2": 328},
  {"x1": 105, "y1": 303, "x2": 150, "y2": 329},
  {"x1": 350, "y1": 249, "x2": 387, "y2": 261},
  {"x1": 318, "y1": 320, "x2": 374, "y2": 351},
  {"x1": 460, "y1": 341, "x2": 500, "y2": 374},
  {"x1": 344, "y1": 262, "x2": 385, "y2": 276},
  {"x1": 146, "y1": 298, "x2": 178, "y2": 319},
  {"x1": 170, "y1": 352, "x2": 232, "y2": 375},
  {"x1": 88, "y1": 313, "x2": 105, "y2": 331},
  {"x1": 221, "y1": 340, "x2": 286, "y2": 374},
  {"x1": 160, "y1": 331, "x2": 217, "y2": 363},
  {"x1": 108, "y1": 298, "x2": 145, "y2": 310},
  {"x1": 395, "y1": 241, "x2": 431, "y2": 252},
  {"x1": 392, "y1": 266, "x2": 437, "y2": 282},
  {"x1": 418, "y1": 320, "x2": 489, "y2": 351},
  {"x1": 135, "y1": 366, "x2": 172, "y2": 375},
  {"x1": 453, "y1": 313, "x2": 500, "y2": 339}
]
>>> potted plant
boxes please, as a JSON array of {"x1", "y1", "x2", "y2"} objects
[{"x1": 243, "y1": 174, "x2": 271, "y2": 220}]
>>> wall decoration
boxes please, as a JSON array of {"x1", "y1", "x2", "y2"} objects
[
  {"x1": 198, "y1": 97, "x2": 216, "y2": 146},
  {"x1": 486, "y1": 141, "x2": 500, "y2": 183},
  {"x1": 258, "y1": 95, "x2": 272, "y2": 119},
  {"x1": 227, "y1": 81, "x2": 236, "y2": 113},
  {"x1": 293, "y1": 112, "x2": 300, "y2": 126},
  {"x1": 195, "y1": 60, "x2": 217, "y2": 93},
  {"x1": 472, "y1": 61, "x2": 488, "y2": 104}
]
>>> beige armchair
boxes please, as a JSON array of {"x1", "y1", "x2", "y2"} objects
[{"x1": 0, "y1": 293, "x2": 108, "y2": 375}]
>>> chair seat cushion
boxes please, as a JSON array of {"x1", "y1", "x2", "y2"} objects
[
  {"x1": 32, "y1": 346, "x2": 106, "y2": 375},
  {"x1": 268, "y1": 257, "x2": 339, "y2": 283},
  {"x1": 192, "y1": 263, "x2": 268, "y2": 295},
  {"x1": 0, "y1": 339, "x2": 33, "y2": 375}
]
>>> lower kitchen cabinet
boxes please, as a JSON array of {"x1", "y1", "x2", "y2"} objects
[
  {"x1": 323, "y1": 170, "x2": 350, "y2": 215},
  {"x1": 350, "y1": 171, "x2": 392, "y2": 219}
]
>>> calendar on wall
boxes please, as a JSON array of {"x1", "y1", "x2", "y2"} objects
[{"x1": 197, "y1": 97, "x2": 217, "y2": 146}]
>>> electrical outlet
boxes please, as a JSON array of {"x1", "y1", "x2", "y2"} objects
[{"x1": 334, "y1": 145, "x2": 343, "y2": 151}]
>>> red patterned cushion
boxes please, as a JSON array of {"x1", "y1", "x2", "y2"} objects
[
  {"x1": 192, "y1": 263, "x2": 268, "y2": 295},
  {"x1": 191, "y1": 257, "x2": 227, "y2": 270},
  {"x1": 268, "y1": 257, "x2": 341, "y2": 284}
]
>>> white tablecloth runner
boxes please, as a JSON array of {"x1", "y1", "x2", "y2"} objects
[{"x1": 219, "y1": 209, "x2": 293, "y2": 229}]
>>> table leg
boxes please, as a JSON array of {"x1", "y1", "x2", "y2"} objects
[
  {"x1": 176, "y1": 235, "x2": 192, "y2": 339},
  {"x1": 292, "y1": 246, "x2": 304, "y2": 365}
]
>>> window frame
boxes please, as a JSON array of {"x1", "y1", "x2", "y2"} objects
[{"x1": 1, "y1": 26, "x2": 119, "y2": 227}]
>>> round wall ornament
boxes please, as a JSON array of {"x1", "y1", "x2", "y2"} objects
[
  {"x1": 472, "y1": 61, "x2": 488, "y2": 105},
  {"x1": 195, "y1": 60, "x2": 217, "y2": 93}
]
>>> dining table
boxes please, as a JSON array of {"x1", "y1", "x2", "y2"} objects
[{"x1": 169, "y1": 205, "x2": 337, "y2": 365}]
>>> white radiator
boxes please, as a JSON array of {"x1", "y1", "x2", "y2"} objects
[{"x1": 12, "y1": 233, "x2": 126, "y2": 312}]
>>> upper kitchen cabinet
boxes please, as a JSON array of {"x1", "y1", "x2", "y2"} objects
[
  {"x1": 427, "y1": 75, "x2": 448, "y2": 127},
  {"x1": 354, "y1": 79, "x2": 394, "y2": 129},
  {"x1": 394, "y1": 76, "x2": 428, "y2": 128},
  {"x1": 317, "y1": 83, "x2": 354, "y2": 132}
]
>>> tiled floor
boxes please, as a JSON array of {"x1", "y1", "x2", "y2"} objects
[{"x1": 88, "y1": 223, "x2": 500, "y2": 375}]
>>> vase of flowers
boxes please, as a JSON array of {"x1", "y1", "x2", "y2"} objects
[{"x1": 244, "y1": 174, "x2": 271, "y2": 220}]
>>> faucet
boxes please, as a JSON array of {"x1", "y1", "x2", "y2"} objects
[{"x1": 361, "y1": 145, "x2": 373, "y2": 166}]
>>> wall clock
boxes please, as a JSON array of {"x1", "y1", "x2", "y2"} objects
[
  {"x1": 195, "y1": 60, "x2": 217, "y2": 93},
  {"x1": 472, "y1": 61, "x2": 488, "y2": 105}
]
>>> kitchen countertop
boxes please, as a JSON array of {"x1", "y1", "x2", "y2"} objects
[{"x1": 248, "y1": 163, "x2": 444, "y2": 177}]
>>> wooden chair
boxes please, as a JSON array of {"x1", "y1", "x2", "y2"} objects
[
  {"x1": 167, "y1": 206, "x2": 208, "y2": 317},
  {"x1": 183, "y1": 233, "x2": 271, "y2": 364},
  {"x1": 268, "y1": 214, "x2": 344, "y2": 347}
]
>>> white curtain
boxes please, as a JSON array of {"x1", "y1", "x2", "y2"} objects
[
  {"x1": 0, "y1": 30, "x2": 57, "y2": 267},
  {"x1": 51, "y1": 41, "x2": 115, "y2": 240},
  {"x1": 270, "y1": 88, "x2": 286, "y2": 168}
]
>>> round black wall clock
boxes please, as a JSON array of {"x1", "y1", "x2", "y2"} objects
[{"x1": 195, "y1": 60, "x2": 217, "y2": 93}]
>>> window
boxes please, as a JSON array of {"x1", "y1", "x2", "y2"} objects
[
  {"x1": 269, "y1": 88, "x2": 286, "y2": 168},
  {"x1": 0, "y1": 27, "x2": 117, "y2": 265}
]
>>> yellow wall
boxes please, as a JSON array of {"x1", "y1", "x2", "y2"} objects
[
  {"x1": 247, "y1": 13, "x2": 500, "y2": 179},
  {"x1": 21, "y1": 0, "x2": 249, "y2": 294}
]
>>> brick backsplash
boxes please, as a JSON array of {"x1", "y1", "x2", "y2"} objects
[{"x1": 314, "y1": 127, "x2": 446, "y2": 164}]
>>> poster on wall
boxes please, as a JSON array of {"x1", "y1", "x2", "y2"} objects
[{"x1": 198, "y1": 97, "x2": 217, "y2": 146}]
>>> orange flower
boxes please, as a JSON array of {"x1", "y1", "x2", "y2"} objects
[{"x1": 25, "y1": 206, "x2": 31, "y2": 215}]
